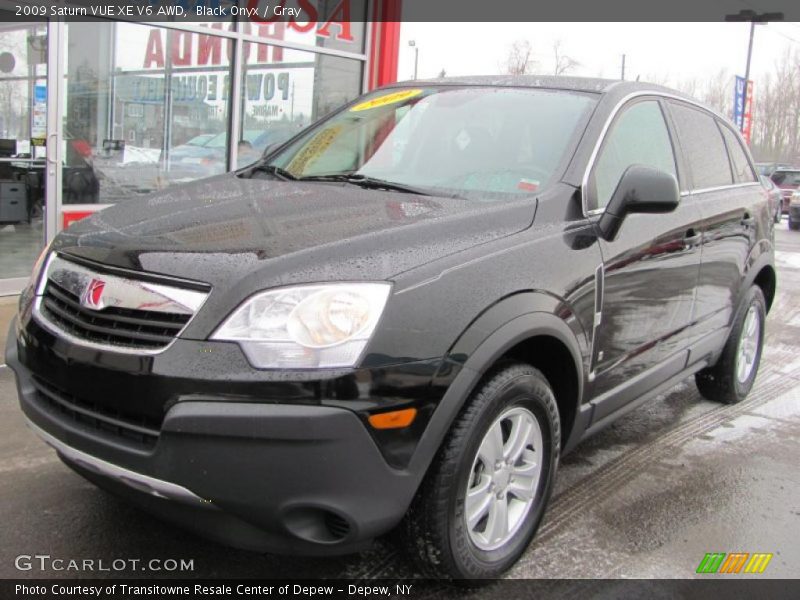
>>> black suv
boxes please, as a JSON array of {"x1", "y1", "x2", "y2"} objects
[{"x1": 6, "y1": 77, "x2": 775, "y2": 579}]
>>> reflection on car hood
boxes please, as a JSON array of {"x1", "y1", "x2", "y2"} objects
[{"x1": 53, "y1": 173, "x2": 535, "y2": 289}]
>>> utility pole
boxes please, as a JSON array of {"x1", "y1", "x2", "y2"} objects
[
  {"x1": 409, "y1": 40, "x2": 419, "y2": 80},
  {"x1": 620, "y1": 54, "x2": 626, "y2": 80}
]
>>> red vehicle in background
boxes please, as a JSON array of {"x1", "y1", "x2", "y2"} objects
[{"x1": 770, "y1": 168, "x2": 800, "y2": 215}]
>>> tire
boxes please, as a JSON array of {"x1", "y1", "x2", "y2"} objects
[
  {"x1": 695, "y1": 286, "x2": 766, "y2": 404},
  {"x1": 790, "y1": 219, "x2": 800, "y2": 231},
  {"x1": 403, "y1": 363, "x2": 560, "y2": 580}
]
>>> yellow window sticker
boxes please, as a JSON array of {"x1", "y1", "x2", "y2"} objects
[
  {"x1": 350, "y1": 89, "x2": 423, "y2": 112},
  {"x1": 286, "y1": 125, "x2": 344, "y2": 175}
]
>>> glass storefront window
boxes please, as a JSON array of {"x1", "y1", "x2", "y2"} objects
[
  {"x1": 62, "y1": 21, "x2": 365, "y2": 203},
  {"x1": 64, "y1": 22, "x2": 234, "y2": 205},
  {"x1": 0, "y1": 16, "x2": 367, "y2": 290},
  {"x1": 0, "y1": 23, "x2": 47, "y2": 283},
  {"x1": 238, "y1": 41, "x2": 363, "y2": 168}
]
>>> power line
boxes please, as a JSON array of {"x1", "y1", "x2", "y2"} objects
[{"x1": 760, "y1": 25, "x2": 800, "y2": 46}]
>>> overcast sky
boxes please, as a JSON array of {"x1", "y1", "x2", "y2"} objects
[{"x1": 397, "y1": 22, "x2": 800, "y2": 87}]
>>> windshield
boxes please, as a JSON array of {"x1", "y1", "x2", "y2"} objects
[{"x1": 257, "y1": 86, "x2": 596, "y2": 200}]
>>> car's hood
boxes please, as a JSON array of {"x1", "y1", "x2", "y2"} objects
[{"x1": 53, "y1": 174, "x2": 535, "y2": 290}]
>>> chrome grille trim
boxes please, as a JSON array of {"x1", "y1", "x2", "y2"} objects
[{"x1": 33, "y1": 253, "x2": 210, "y2": 355}]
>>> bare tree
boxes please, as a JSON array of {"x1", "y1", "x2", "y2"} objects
[
  {"x1": 674, "y1": 77, "x2": 699, "y2": 99},
  {"x1": 699, "y1": 69, "x2": 731, "y2": 118},
  {"x1": 503, "y1": 40, "x2": 536, "y2": 75},
  {"x1": 662, "y1": 48, "x2": 800, "y2": 163},
  {"x1": 552, "y1": 40, "x2": 580, "y2": 76},
  {"x1": 750, "y1": 48, "x2": 800, "y2": 163}
]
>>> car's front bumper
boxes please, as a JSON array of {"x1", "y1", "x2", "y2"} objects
[{"x1": 5, "y1": 316, "x2": 441, "y2": 554}]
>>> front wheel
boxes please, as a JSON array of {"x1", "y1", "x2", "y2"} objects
[
  {"x1": 403, "y1": 363, "x2": 560, "y2": 580},
  {"x1": 695, "y1": 286, "x2": 766, "y2": 404}
]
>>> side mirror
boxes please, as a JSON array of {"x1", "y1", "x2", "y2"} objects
[
  {"x1": 261, "y1": 142, "x2": 278, "y2": 157},
  {"x1": 596, "y1": 165, "x2": 679, "y2": 241}
]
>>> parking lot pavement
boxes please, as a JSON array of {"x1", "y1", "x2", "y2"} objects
[{"x1": 1, "y1": 223, "x2": 799, "y2": 581}]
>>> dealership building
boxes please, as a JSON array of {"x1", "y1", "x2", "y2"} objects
[{"x1": 0, "y1": 1, "x2": 401, "y2": 294}]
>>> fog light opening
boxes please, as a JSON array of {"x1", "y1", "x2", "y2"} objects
[{"x1": 283, "y1": 507, "x2": 353, "y2": 544}]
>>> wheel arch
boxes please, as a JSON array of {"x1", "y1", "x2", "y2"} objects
[
  {"x1": 739, "y1": 238, "x2": 776, "y2": 314},
  {"x1": 408, "y1": 297, "x2": 587, "y2": 483},
  {"x1": 752, "y1": 264, "x2": 776, "y2": 313}
]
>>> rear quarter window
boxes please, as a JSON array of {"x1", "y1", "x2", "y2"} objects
[
  {"x1": 719, "y1": 124, "x2": 757, "y2": 183},
  {"x1": 670, "y1": 102, "x2": 733, "y2": 190}
]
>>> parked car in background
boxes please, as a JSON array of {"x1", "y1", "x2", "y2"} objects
[
  {"x1": 770, "y1": 168, "x2": 800, "y2": 215},
  {"x1": 789, "y1": 190, "x2": 800, "y2": 230},
  {"x1": 165, "y1": 133, "x2": 218, "y2": 165},
  {"x1": 756, "y1": 162, "x2": 792, "y2": 177},
  {"x1": 166, "y1": 125, "x2": 303, "y2": 181},
  {"x1": 7, "y1": 77, "x2": 776, "y2": 580},
  {"x1": 761, "y1": 175, "x2": 783, "y2": 223}
]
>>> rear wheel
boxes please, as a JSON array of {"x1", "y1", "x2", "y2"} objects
[
  {"x1": 403, "y1": 363, "x2": 560, "y2": 580},
  {"x1": 695, "y1": 286, "x2": 766, "y2": 404}
]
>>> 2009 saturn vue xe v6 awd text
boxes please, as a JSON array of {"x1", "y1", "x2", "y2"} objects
[{"x1": 6, "y1": 76, "x2": 775, "y2": 579}]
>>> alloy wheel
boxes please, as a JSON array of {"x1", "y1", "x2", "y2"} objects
[{"x1": 464, "y1": 406, "x2": 543, "y2": 551}]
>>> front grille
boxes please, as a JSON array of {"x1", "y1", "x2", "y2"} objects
[
  {"x1": 40, "y1": 280, "x2": 190, "y2": 350},
  {"x1": 31, "y1": 376, "x2": 160, "y2": 449}
]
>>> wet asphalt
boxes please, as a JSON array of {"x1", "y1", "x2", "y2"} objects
[{"x1": 0, "y1": 223, "x2": 798, "y2": 582}]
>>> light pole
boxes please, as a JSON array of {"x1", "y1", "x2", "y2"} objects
[
  {"x1": 725, "y1": 10, "x2": 783, "y2": 98},
  {"x1": 408, "y1": 40, "x2": 419, "y2": 80}
]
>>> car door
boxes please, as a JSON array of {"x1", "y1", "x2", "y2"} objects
[
  {"x1": 584, "y1": 98, "x2": 704, "y2": 417},
  {"x1": 667, "y1": 101, "x2": 762, "y2": 341}
]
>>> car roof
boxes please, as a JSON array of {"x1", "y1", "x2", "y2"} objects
[{"x1": 384, "y1": 75, "x2": 690, "y2": 99}]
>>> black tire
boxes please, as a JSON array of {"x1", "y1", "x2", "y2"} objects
[
  {"x1": 695, "y1": 286, "x2": 766, "y2": 404},
  {"x1": 403, "y1": 363, "x2": 560, "y2": 580},
  {"x1": 790, "y1": 219, "x2": 800, "y2": 231}
]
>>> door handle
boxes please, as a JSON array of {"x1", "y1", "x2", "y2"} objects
[
  {"x1": 684, "y1": 229, "x2": 702, "y2": 247},
  {"x1": 46, "y1": 133, "x2": 58, "y2": 165},
  {"x1": 741, "y1": 213, "x2": 755, "y2": 228}
]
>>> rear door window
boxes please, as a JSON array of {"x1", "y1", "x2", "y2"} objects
[
  {"x1": 590, "y1": 100, "x2": 677, "y2": 211},
  {"x1": 670, "y1": 103, "x2": 733, "y2": 190},
  {"x1": 719, "y1": 124, "x2": 757, "y2": 183}
]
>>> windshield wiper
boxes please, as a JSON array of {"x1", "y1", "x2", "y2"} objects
[
  {"x1": 247, "y1": 164, "x2": 297, "y2": 181},
  {"x1": 298, "y1": 173, "x2": 432, "y2": 196}
]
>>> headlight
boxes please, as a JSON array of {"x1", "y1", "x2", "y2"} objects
[
  {"x1": 19, "y1": 244, "x2": 51, "y2": 319},
  {"x1": 211, "y1": 283, "x2": 392, "y2": 369},
  {"x1": 29, "y1": 244, "x2": 51, "y2": 290}
]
